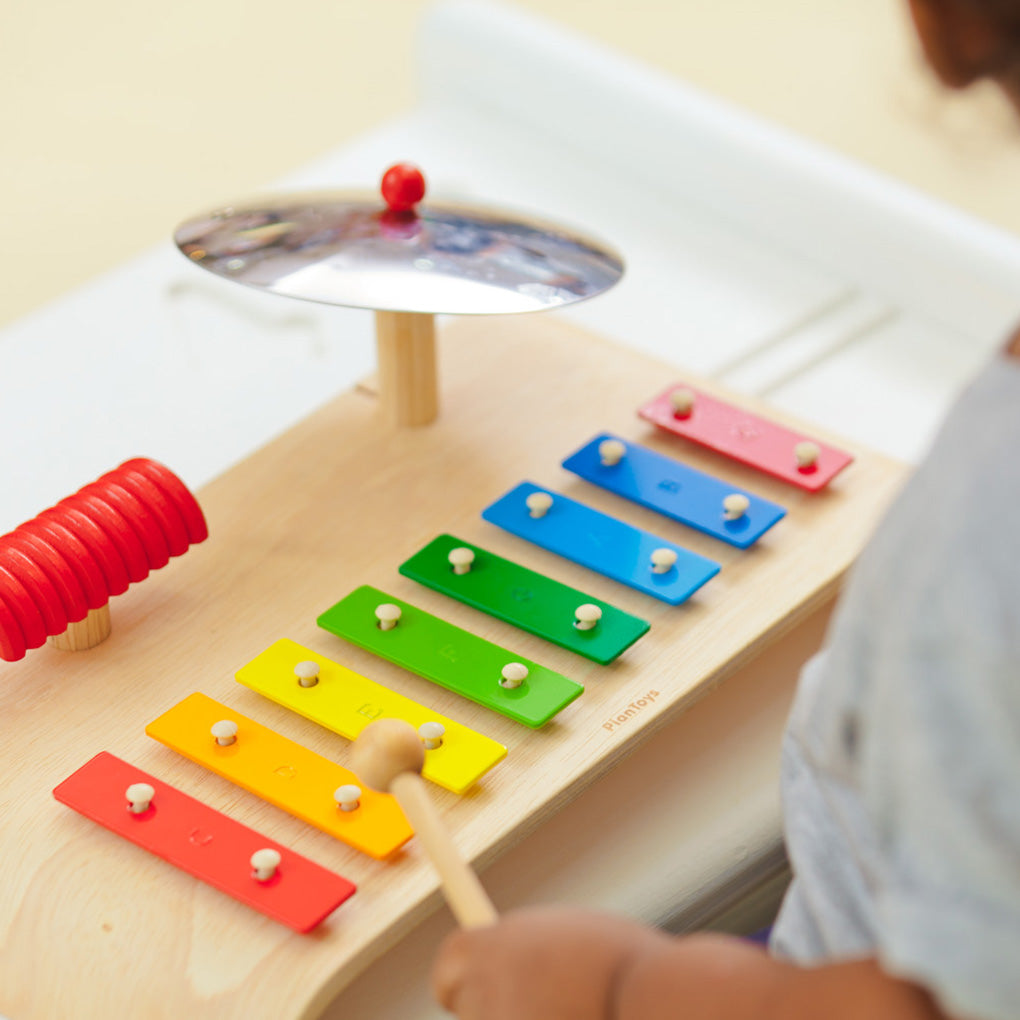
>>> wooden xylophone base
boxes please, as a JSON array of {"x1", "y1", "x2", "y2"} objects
[{"x1": 0, "y1": 314, "x2": 904, "y2": 1019}]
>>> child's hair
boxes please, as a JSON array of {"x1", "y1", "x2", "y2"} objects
[{"x1": 961, "y1": 0, "x2": 1020, "y2": 25}]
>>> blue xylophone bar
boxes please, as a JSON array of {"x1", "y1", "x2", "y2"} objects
[{"x1": 482, "y1": 482, "x2": 720, "y2": 605}]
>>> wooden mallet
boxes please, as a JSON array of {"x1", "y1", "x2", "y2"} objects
[{"x1": 351, "y1": 718, "x2": 497, "y2": 928}]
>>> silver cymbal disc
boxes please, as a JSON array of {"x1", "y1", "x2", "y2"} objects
[{"x1": 174, "y1": 191, "x2": 625, "y2": 316}]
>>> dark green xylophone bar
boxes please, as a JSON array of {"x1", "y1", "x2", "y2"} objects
[{"x1": 399, "y1": 535, "x2": 650, "y2": 665}]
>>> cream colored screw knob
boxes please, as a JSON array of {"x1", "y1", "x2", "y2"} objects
[
  {"x1": 375, "y1": 603, "x2": 402, "y2": 631},
  {"x1": 211, "y1": 720, "x2": 239, "y2": 746},
  {"x1": 574, "y1": 604, "x2": 602, "y2": 631},
  {"x1": 795, "y1": 441, "x2": 820, "y2": 469},
  {"x1": 722, "y1": 493, "x2": 750, "y2": 521},
  {"x1": 419, "y1": 721, "x2": 446, "y2": 750},
  {"x1": 598, "y1": 439, "x2": 626, "y2": 467},
  {"x1": 334, "y1": 784, "x2": 362, "y2": 813},
  {"x1": 669, "y1": 388, "x2": 695, "y2": 417},
  {"x1": 500, "y1": 662, "x2": 529, "y2": 689},
  {"x1": 650, "y1": 548, "x2": 678, "y2": 574},
  {"x1": 294, "y1": 660, "x2": 320, "y2": 688},
  {"x1": 250, "y1": 848, "x2": 282, "y2": 881},
  {"x1": 448, "y1": 547, "x2": 475, "y2": 575},
  {"x1": 126, "y1": 783, "x2": 155, "y2": 814},
  {"x1": 526, "y1": 492, "x2": 553, "y2": 518}
]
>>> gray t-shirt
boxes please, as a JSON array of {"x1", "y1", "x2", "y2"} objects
[{"x1": 770, "y1": 354, "x2": 1020, "y2": 1020}]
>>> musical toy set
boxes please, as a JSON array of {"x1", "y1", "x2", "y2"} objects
[{"x1": 0, "y1": 166, "x2": 905, "y2": 1019}]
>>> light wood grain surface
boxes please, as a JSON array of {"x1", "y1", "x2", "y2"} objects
[
  {"x1": 0, "y1": 316, "x2": 903, "y2": 1018},
  {"x1": 2, "y1": 0, "x2": 1018, "y2": 331}
]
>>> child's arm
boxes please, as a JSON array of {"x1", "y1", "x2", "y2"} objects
[
  {"x1": 616, "y1": 926, "x2": 949, "y2": 1020},
  {"x1": 432, "y1": 907, "x2": 952, "y2": 1020},
  {"x1": 1007, "y1": 328, "x2": 1020, "y2": 358}
]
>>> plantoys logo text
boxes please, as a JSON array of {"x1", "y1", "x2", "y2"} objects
[{"x1": 603, "y1": 690, "x2": 661, "y2": 733}]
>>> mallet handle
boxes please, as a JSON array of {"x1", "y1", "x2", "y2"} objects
[{"x1": 391, "y1": 772, "x2": 497, "y2": 929}]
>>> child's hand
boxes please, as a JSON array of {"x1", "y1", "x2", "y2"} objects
[{"x1": 431, "y1": 906, "x2": 666, "y2": 1019}]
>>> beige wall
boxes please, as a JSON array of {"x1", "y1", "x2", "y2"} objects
[{"x1": 2, "y1": 0, "x2": 1018, "y2": 329}]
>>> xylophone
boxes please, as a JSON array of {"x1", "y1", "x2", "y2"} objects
[{"x1": 0, "y1": 309, "x2": 904, "y2": 1018}]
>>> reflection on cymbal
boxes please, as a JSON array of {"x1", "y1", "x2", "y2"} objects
[{"x1": 174, "y1": 191, "x2": 625, "y2": 316}]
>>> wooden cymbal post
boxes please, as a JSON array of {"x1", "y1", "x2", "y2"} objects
[{"x1": 374, "y1": 310, "x2": 439, "y2": 427}]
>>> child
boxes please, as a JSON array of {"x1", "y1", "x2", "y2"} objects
[{"x1": 430, "y1": 2, "x2": 1020, "y2": 1017}]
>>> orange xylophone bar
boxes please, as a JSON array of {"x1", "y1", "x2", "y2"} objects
[{"x1": 0, "y1": 458, "x2": 208, "y2": 661}]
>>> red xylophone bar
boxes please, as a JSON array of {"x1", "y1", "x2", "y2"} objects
[{"x1": 0, "y1": 458, "x2": 208, "y2": 661}]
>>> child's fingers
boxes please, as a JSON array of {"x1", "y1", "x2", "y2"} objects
[{"x1": 431, "y1": 927, "x2": 477, "y2": 1013}]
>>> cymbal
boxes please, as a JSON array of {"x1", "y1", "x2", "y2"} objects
[{"x1": 174, "y1": 191, "x2": 625, "y2": 316}]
